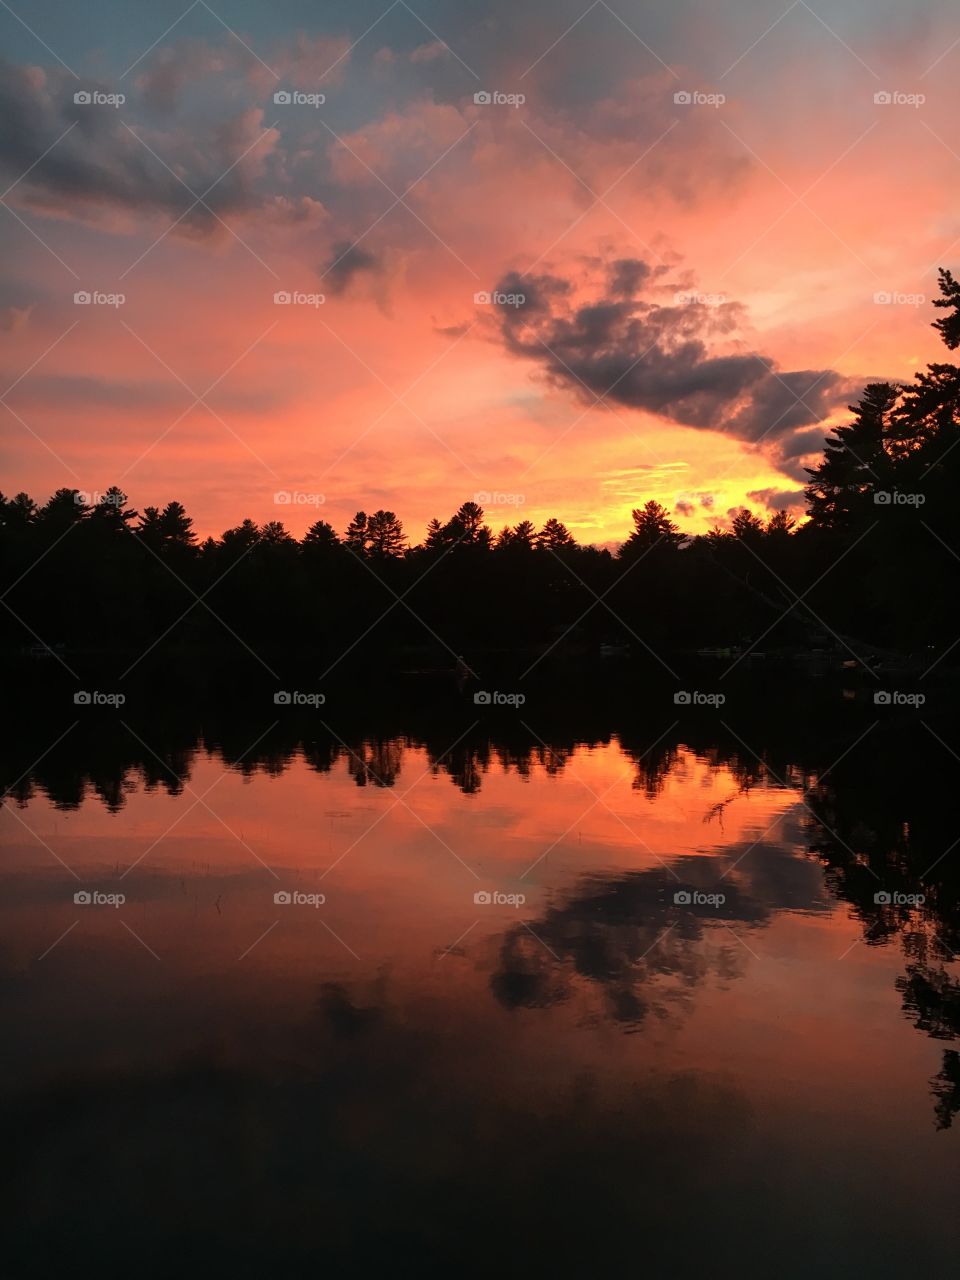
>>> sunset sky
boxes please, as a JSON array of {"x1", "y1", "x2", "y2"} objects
[{"x1": 2, "y1": 0, "x2": 959, "y2": 543}]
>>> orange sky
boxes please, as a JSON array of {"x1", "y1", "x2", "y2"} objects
[{"x1": 2, "y1": 0, "x2": 959, "y2": 541}]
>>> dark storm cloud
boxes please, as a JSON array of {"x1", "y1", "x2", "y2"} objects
[
  {"x1": 493, "y1": 258, "x2": 861, "y2": 459},
  {"x1": 607, "y1": 257, "x2": 655, "y2": 298},
  {"x1": 0, "y1": 58, "x2": 275, "y2": 230},
  {"x1": 319, "y1": 241, "x2": 383, "y2": 295},
  {"x1": 747, "y1": 487, "x2": 806, "y2": 512}
]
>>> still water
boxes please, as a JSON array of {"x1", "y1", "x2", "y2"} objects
[{"x1": 2, "y1": 705, "x2": 959, "y2": 1274}]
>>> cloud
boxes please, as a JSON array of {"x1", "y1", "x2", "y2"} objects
[
  {"x1": 319, "y1": 241, "x2": 383, "y2": 296},
  {"x1": 0, "y1": 58, "x2": 287, "y2": 234},
  {"x1": 7, "y1": 373, "x2": 290, "y2": 415},
  {"x1": 0, "y1": 276, "x2": 35, "y2": 331},
  {"x1": 491, "y1": 257, "x2": 862, "y2": 474},
  {"x1": 746, "y1": 487, "x2": 806, "y2": 512}
]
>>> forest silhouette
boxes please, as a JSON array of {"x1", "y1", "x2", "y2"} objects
[{"x1": 4, "y1": 269, "x2": 960, "y2": 665}]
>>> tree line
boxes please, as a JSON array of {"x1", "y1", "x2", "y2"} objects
[{"x1": 3, "y1": 269, "x2": 960, "y2": 664}]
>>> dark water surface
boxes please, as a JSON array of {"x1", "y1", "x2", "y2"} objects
[{"x1": 3, "y1": 680, "x2": 959, "y2": 1275}]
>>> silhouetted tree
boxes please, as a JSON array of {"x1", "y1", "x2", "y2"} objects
[
  {"x1": 158, "y1": 500, "x2": 196, "y2": 546},
  {"x1": 766, "y1": 509, "x2": 795, "y2": 537},
  {"x1": 366, "y1": 510, "x2": 406, "y2": 559},
  {"x1": 805, "y1": 383, "x2": 898, "y2": 531},
  {"x1": 932, "y1": 265, "x2": 960, "y2": 350},
  {"x1": 344, "y1": 511, "x2": 369, "y2": 556},
  {"x1": 303, "y1": 519, "x2": 340, "y2": 550},
  {"x1": 423, "y1": 517, "x2": 446, "y2": 550},
  {"x1": 619, "y1": 501, "x2": 683, "y2": 558},
  {"x1": 537, "y1": 517, "x2": 576, "y2": 550}
]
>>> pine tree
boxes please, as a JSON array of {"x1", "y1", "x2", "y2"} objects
[
  {"x1": 0, "y1": 492, "x2": 37, "y2": 528},
  {"x1": 303, "y1": 519, "x2": 339, "y2": 550},
  {"x1": 509, "y1": 519, "x2": 536, "y2": 550},
  {"x1": 932, "y1": 266, "x2": 960, "y2": 350},
  {"x1": 804, "y1": 383, "x2": 898, "y2": 531},
  {"x1": 90, "y1": 485, "x2": 137, "y2": 532},
  {"x1": 344, "y1": 511, "x2": 369, "y2": 556},
  {"x1": 537, "y1": 517, "x2": 576, "y2": 550},
  {"x1": 619, "y1": 501, "x2": 683, "y2": 558},
  {"x1": 766, "y1": 509, "x2": 796, "y2": 537},
  {"x1": 424, "y1": 517, "x2": 447, "y2": 550},
  {"x1": 731, "y1": 507, "x2": 765, "y2": 544},
  {"x1": 366, "y1": 510, "x2": 406, "y2": 558},
  {"x1": 158, "y1": 500, "x2": 196, "y2": 546}
]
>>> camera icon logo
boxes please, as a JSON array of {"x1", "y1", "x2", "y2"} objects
[
  {"x1": 673, "y1": 890, "x2": 692, "y2": 904},
  {"x1": 473, "y1": 691, "x2": 492, "y2": 705},
  {"x1": 74, "y1": 290, "x2": 92, "y2": 304},
  {"x1": 273, "y1": 90, "x2": 292, "y2": 104},
  {"x1": 273, "y1": 290, "x2": 291, "y2": 304},
  {"x1": 74, "y1": 690, "x2": 92, "y2": 705},
  {"x1": 474, "y1": 291, "x2": 491, "y2": 305},
  {"x1": 874, "y1": 890, "x2": 892, "y2": 904},
  {"x1": 474, "y1": 890, "x2": 492, "y2": 905},
  {"x1": 873, "y1": 691, "x2": 892, "y2": 705},
  {"x1": 74, "y1": 890, "x2": 92, "y2": 904},
  {"x1": 74, "y1": 90, "x2": 91, "y2": 105},
  {"x1": 274, "y1": 890, "x2": 292, "y2": 905},
  {"x1": 674, "y1": 90, "x2": 692, "y2": 104},
  {"x1": 273, "y1": 490, "x2": 292, "y2": 504},
  {"x1": 873, "y1": 490, "x2": 892, "y2": 504},
  {"x1": 673, "y1": 691, "x2": 692, "y2": 705},
  {"x1": 474, "y1": 91, "x2": 492, "y2": 105},
  {"x1": 274, "y1": 691, "x2": 292, "y2": 705},
  {"x1": 874, "y1": 91, "x2": 892, "y2": 105},
  {"x1": 873, "y1": 291, "x2": 892, "y2": 305}
]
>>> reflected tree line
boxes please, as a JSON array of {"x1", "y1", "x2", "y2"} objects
[
  {"x1": 0, "y1": 717, "x2": 679, "y2": 810},
  {"x1": 4, "y1": 271, "x2": 960, "y2": 663},
  {"x1": 3, "y1": 709, "x2": 959, "y2": 1126},
  {"x1": 803, "y1": 740, "x2": 960, "y2": 1130}
]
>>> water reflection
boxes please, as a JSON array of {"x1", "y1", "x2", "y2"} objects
[{"x1": 2, "y1": 706, "x2": 959, "y2": 1270}]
